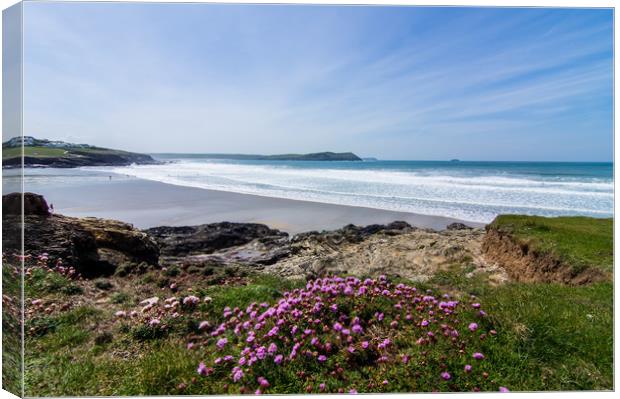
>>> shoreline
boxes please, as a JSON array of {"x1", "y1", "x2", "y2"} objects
[{"x1": 11, "y1": 175, "x2": 483, "y2": 234}]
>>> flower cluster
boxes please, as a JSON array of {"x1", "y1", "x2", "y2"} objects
[
  {"x1": 117, "y1": 292, "x2": 212, "y2": 332},
  {"x1": 190, "y1": 275, "x2": 506, "y2": 393}
]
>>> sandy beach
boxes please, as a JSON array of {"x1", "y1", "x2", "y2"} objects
[{"x1": 10, "y1": 176, "x2": 480, "y2": 234}]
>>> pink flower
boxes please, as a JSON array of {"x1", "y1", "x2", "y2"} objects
[
  {"x1": 318, "y1": 355, "x2": 327, "y2": 362},
  {"x1": 473, "y1": 352, "x2": 485, "y2": 360},
  {"x1": 468, "y1": 322, "x2": 478, "y2": 332},
  {"x1": 198, "y1": 321, "x2": 210, "y2": 330},
  {"x1": 274, "y1": 354, "x2": 283, "y2": 364},
  {"x1": 464, "y1": 364, "x2": 472, "y2": 373},
  {"x1": 216, "y1": 337, "x2": 228, "y2": 349},
  {"x1": 197, "y1": 362, "x2": 212, "y2": 376},
  {"x1": 257, "y1": 376, "x2": 270, "y2": 388},
  {"x1": 441, "y1": 372, "x2": 451, "y2": 381},
  {"x1": 499, "y1": 387, "x2": 510, "y2": 392},
  {"x1": 232, "y1": 367, "x2": 244, "y2": 382}
]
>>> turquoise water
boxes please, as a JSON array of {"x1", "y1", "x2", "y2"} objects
[{"x1": 80, "y1": 157, "x2": 613, "y2": 223}]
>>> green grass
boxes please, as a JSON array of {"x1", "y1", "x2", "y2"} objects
[
  {"x1": 25, "y1": 268, "x2": 83, "y2": 297},
  {"x1": 490, "y1": 215, "x2": 613, "y2": 272},
  {"x1": 2, "y1": 261, "x2": 23, "y2": 396},
  {"x1": 21, "y1": 216, "x2": 614, "y2": 394},
  {"x1": 22, "y1": 269, "x2": 613, "y2": 394},
  {"x1": 3, "y1": 145, "x2": 135, "y2": 160},
  {"x1": 480, "y1": 281, "x2": 612, "y2": 390},
  {"x1": 3, "y1": 146, "x2": 68, "y2": 159}
]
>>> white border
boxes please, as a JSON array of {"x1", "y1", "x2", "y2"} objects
[{"x1": 0, "y1": 1, "x2": 617, "y2": 399}]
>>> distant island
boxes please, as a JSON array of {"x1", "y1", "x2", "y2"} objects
[
  {"x1": 2, "y1": 136, "x2": 157, "y2": 168},
  {"x1": 158, "y1": 151, "x2": 363, "y2": 161}
]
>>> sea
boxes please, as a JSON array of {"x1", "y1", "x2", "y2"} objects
[{"x1": 44, "y1": 155, "x2": 612, "y2": 224}]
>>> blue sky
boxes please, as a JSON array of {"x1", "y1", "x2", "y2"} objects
[{"x1": 22, "y1": 3, "x2": 613, "y2": 161}]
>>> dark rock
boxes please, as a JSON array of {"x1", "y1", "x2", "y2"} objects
[
  {"x1": 291, "y1": 221, "x2": 413, "y2": 245},
  {"x1": 2, "y1": 193, "x2": 159, "y2": 277},
  {"x1": 2, "y1": 192, "x2": 50, "y2": 216},
  {"x1": 447, "y1": 222, "x2": 472, "y2": 231},
  {"x1": 145, "y1": 222, "x2": 288, "y2": 257}
]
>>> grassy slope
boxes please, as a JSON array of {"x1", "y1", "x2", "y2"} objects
[
  {"x1": 489, "y1": 215, "x2": 613, "y2": 272},
  {"x1": 20, "y1": 215, "x2": 613, "y2": 394},
  {"x1": 2, "y1": 145, "x2": 138, "y2": 160},
  {"x1": 3, "y1": 146, "x2": 67, "y2": 158}
]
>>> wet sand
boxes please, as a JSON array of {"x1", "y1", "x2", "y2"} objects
[{"x1": 8, "y1": 177, "x2": 482, "y2": 234}]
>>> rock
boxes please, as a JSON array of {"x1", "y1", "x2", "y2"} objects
[
  {"x1": 291, "y1": 221, "x2": 413, "y2": 246},
  {"x1": 145, "y1": 222, "x2": 288, "y2": 257},
  {"x1": 2, "y1": 192, "x2": 50, "y2": 216},
  {"x1": 446, "y1": 222, "x2": 472, "y2": 230},
  {"x1": 2, "y1": 194, "x2": 159, "y2": 277},
  {"x1": 264, "y1": 227, "x2": 500, "y2": 283}
]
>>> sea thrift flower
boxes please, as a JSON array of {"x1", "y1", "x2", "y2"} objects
[
  {"x1": 464, "y1": 364, "x2": 472, "y2": 373},
  {"x1": 183, "y1": 296, "x2": 200, "y2": 306},
  {"x1": 198, "y1": 321, "x2": 210, "y2": 330},
  {"x1": 473, "y1": 352, "x2": 485, "y2": 360},
  {"x1": 499, "y1": 387, "x2": 510, "y2": 392},
  {"x1": 468, "y1": 322, "x2": 478, "y2": 332},
  {"x1": 257, "y1": 377, "x2": 270, "y2": 388},
  {"x1": 232, "y1": 367, "x2": 244, "y2": 382},
  {"x1": 217, "y1": 338, "x2": 228, "y2": 349},
  {"x1": 197, "y1": 362, "x2": 212, "y2": 376},
  {"x1": 115, "y1": 310, "x2": 127, "y2": 318},
  {"x1": 441, "y1": 372, "x2": 451, "y2": 381}
]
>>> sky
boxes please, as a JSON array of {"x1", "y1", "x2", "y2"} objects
[{"x1": 19, "y1": 2, "x2": 613, "y2": 161}]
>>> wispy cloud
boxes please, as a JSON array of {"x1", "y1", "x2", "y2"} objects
[{"x1": 22, "y1": 3, "x2": 612, "y2": 161}]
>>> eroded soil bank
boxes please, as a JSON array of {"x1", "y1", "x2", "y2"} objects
[{"x1": 481, "y1": 224, "x2": 610, "y2": 285}]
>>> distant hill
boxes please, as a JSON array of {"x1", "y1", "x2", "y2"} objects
[
  {"x1": 2, "y1": 136, "x2": 157, "y2": 168},
  {"x1": 178, "y1": 152, "x2": 363, "y2": 161}
]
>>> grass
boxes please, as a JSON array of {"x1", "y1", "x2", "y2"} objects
[
  {"x1": 490, "y1": 215, "x2": 613, "y2": 272},
  {"x1": 3, "y1": 146, "x2": 68, "y2": 159},
  {"x1": 22, "y1": 269, "x2": 613, "y2": 394},
  {"x1": 2, "y1": 145, "x2": 136, "y2": 160},
  {"x1": 19, "y1": 215, "x2": 614, "y2": 394},
  {"x1": 2, "y1": 260, "x2": 22, "y2": 396}
]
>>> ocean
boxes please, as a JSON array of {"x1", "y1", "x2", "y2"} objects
[{"x1": 59, "y1": 155, "x2": 615, "y2": 224}]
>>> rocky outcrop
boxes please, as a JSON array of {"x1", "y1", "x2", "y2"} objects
[
  {"x1": 447, "y1": 222, "x2": 473, "y2": 231},
  {"x1": 2, "y1": 136, "x2": 158, "y2": 168},
  {"x1": 3, "y1": 152, "x2": 157, "y2": 169},
  {"x1": 145, "y1": 222, "x2": 289, "y2": 257},
  {"x1": 3, "y1": 192, "x2": 51, "y2": 216},
  {"x1": 265, "y1": 224, "x2": 507, "y2": 283},
  {"x1": 2, "y1": 194, "x2": 159, "y2": 277},
  {"x1": 482, "y1": 225, "x2": 608, "y2": 285}
]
